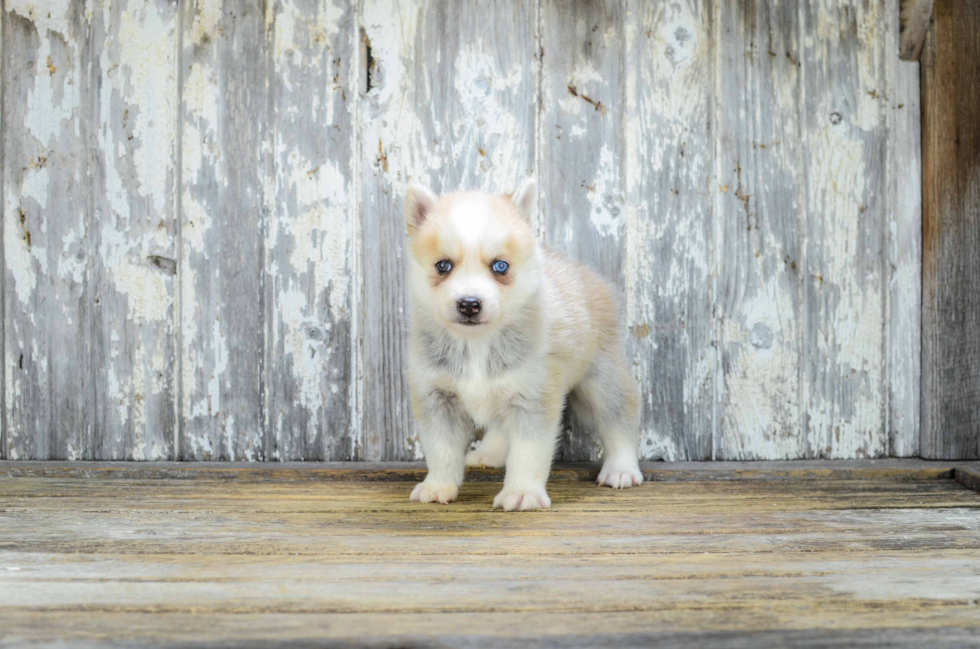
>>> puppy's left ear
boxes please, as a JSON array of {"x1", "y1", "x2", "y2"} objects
[
  {"x1": 510, "y1": 177, "x2": 536, "y2": 221},
  {"x1": 405, "y1": 183, "x2": 438, "y2": 235}
]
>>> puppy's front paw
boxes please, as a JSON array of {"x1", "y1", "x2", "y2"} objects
[
  {"x1": 493, "y1": 485, "x2": 551, "y2": 511},
  {"x1": 597, "y1": 456, "x2": 644, "y2": 489},
  {"x1": 410, "y1": 480, "x2": 459, "y2": 504},
  {"x1": 465, "y1": 446, "x2": 506, "y2": 469}
]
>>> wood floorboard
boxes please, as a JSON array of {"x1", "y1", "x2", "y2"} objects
[{"x1": 1, "y1": 465, "x2": 979, "y2": 647}]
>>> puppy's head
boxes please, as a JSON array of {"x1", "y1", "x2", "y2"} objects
[{"x1": 405, "y1": 178, "x2": 540, "y2": 334}]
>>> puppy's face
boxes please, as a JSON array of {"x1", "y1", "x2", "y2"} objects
[{"x1": 405, "y1": 180, "x2": 539, "y2": 335}]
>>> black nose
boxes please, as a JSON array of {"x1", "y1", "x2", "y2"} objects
[{"x1": 457, "y1": 297, "x2": 482, "y2": 317}]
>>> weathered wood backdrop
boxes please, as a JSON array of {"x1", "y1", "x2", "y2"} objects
[{"x1": 2, "y1": 0, "x2": 923, "y2": 462}]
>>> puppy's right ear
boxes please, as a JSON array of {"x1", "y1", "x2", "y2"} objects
[
  {"x1": 405, "y1": 183, "x2": 438, "y2": 235},
  {"x1": 510, "y1": 177, "x2": 536, "y2": 221}
]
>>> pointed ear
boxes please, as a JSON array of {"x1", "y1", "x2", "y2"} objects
[
  {"x1": 510, "y1": 177, "x2": 536, "y2": 221},
  {"x1": 405, "y1": 183, "x2": 438, "y2": 235}
]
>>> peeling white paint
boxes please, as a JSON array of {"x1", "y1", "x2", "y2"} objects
[
  {"x1": 113, "y1": 3, "x2": 175, "y2": 217},
  {"x1": 801, "y1": 0, "x2": 889, "y2": 459},
  {"x1": 189, "y1": 0, "x2": 222, "y2": 46},
  {"x1": 4, "y1": 201, "x2": 37, "y2": 306},
  {"x1": 450, "y1": 44, "x2": 528, "y2": 190},
  {"x1": 623, "y1": 0, "x2": 716, "y2": 459},
  {"x1": 587, "y1": 145, "x2": 622, "y2": 236},
  {"x1": 98, "y1": 223, "x2": 171, "y2": 324},
  {"x1": 719, "y1": 277, "x2": 800, "y2": 459},
  {"x1": 14, "y1": 0, "x2": 79, "y2": 150},
  {"x1": 3, "y1": 0, "x2": 919, "y2": 463}
]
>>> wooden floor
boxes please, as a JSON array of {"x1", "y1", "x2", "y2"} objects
[{"x1": 2, "y1": 461, "x2": 980, "y2": 648}]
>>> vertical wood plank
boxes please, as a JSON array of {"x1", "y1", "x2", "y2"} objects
[
  {"x1": 715, "y1": 0, "x2": 804, "y2": 459},
  {"x1": 264, "y1": 0, "x2": 357, "y2": 461},
  {"x1": 887, "y1": 7, "x2": 922, "y2": 457},
  {"x1": 3, "y1": 2, "x2": 91, "y2": 460},
  {"x1": 179, "y1": 0, "x2": 267, "y2": 460},
  {"x1": 624, "y1": 0, "x2": 715, "y2": 461},
  {"x1": 920, "y1": 0, "x2": 980, "y2": 459},
  {"x1": 93, "y1": 0, "x2": 179, "y2": 460},
  {"x1": 357, "y1": 0, "x2": 421, "y2": 462},
  {"x1": 3, "y1": 0, "x2": 178, "y2": 460},
  {"x1": 539, "y1": 0, "x2": 625, "y2": 461},
  {"x1": 801, "y1": 0, "x2": 888, "y2": 459},
  {"x1": 1, "y1": 5, "x2": 4, "y2": 461},
  {"x1": 358, "y1": 0, "x2": 536, "y2": 460}
]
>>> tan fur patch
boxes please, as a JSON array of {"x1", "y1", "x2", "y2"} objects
[{"x1": 408, "y1": 192, "x2": 535, "y2": 290}]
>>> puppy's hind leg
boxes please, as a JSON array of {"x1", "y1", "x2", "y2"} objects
[
  {"x1": 411, "y1": 389, "x2": 474, "y2": 504},
  {"x1": 465, "y1": 426, "x2": 509, "y2": 468},
  {"x1": 571, "y1": 350, "x2": 643, "y2": 489}
]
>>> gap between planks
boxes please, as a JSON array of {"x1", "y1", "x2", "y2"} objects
[{"x1": 1, "y1": 459, "x2": 978, "y2": 490}]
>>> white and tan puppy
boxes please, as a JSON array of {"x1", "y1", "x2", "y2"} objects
[{"x1": 405, "y1": 178, "x2": 643, "y2": 511}]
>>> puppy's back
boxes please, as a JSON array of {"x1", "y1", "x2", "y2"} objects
[{"x1": 541, "y1": 246, "x2": 622, "y2": 356}]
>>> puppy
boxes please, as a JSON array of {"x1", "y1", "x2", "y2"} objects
[{"x1": 405, "y1": 178, "x2": 643, "y2": 511}]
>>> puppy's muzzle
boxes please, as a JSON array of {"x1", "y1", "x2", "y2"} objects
[{"x1": 456, "y1": 297, "x2": 482, "y2": 322}]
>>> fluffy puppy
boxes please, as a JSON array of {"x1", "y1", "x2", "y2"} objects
[{"x1": 405, "y1": 178, "x2": 643, "y2": 511}]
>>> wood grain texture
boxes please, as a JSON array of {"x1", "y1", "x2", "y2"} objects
[
  {"x1": 180, "y1": 0, "x2": 358, "y2": 461},
  {"x1": 920, "y1": 0, "x2": 980, "y2": 460},
  {"x1": 887, "y1": 8, "x2": 922, "y2": 457},
  {"x1": 0, "y1": 473, "x2": 978, "y2": 645},
  {"x1": 3, "y1": 0, "x2": 178, "y2": 461},
  {"x1": 358, "y1": 0, "x2": 536, "y2": 460},
  {"x1": 801, "y1": 0, "x2": 889, "y2": 459},
  {"x1": 899, "y1": 0, "x2": 934, "y2": 61},
  {"x1": 0, "y1": 5, "x2": 4, "y2": 461},
  {"x1": 179, "y1": 0, "x2": 268, "y2": 460},
  {"x1": 955, "y1": 466, "x2": 980, "y2": 493},
  {"x1": 0, "y1": 0, "x2": 928, "y2": 463},
  {"x1": 539, "y1": 0, "x2": 625, "y2": 461},
  {"x1": 263, "y1": 0, "x2": 357, "y2": 461},
  {"x1": 715, "y1": 0, "x2": 804, "y2": 459},
  {"x1": 1, "y1": 622, "x2": 978, "y2": 649},
  {"x1": 3, "y1": 1, "x2": 89, "y2": 462},
  {"x1": 625, "y1": 0, "x2": 715, "y2": 461},
  {"x1": 0, "y1": 458, "x2": 964, "y2": 483},
  {"x1": 92, "y1": 0, "x2": 180, "y2": 462}
]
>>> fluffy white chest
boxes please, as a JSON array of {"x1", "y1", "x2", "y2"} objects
[{"x1": 451, "y1": 345, "x2": 533, "y2": 428}]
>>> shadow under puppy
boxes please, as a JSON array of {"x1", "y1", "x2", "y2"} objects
[{"x1": 405, "y1": 178, "x2": 643, "y2": 511}]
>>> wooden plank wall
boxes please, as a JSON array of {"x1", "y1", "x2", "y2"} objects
[
  {"x1": 920, "y1": 0, "x2": 980, "y2": 460},
  {"x1": 1, "y1": 0, "x2": 924, "y2": 462}
]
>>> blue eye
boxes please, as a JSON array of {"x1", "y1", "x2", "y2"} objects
[
  {"x1": 491, "y1": 260, "x2": 509, "y2": 274},
  {"x1": 435, "y1": 260, "x2": 452, "y2": 274}
]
